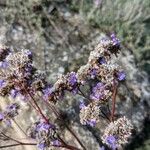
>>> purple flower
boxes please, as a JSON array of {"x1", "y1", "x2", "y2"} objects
[
  {"x1": 0, "y1": 79, "x2": 6, "y2": 88},
  {"x1": 68, "y1": 72, "x2": 77, "y2": 86},
  {"x1": 79, "y1": 100, "x2": 86, "y2": 109},
  {"x1": 43, "y1": 86, "x2": 54, "y2": 101},
  {"x1": 111, "y1": 34, "x2": 120, "y2": 47},
  {"x1": 7, "y1": 103, "x2": 18, "y2": 111},
  {"x1": 5, "y1": 103, "x2": 19, "y2": 118},
  {"x1": 106, "y1": 135, "x2": 117, "y2": 150},
  {"x1": 5, "y1": 119, "x2": 11, "y2": 127},
  {"x1": 25, "y1": 50, "x2": 32, "y2": 56},
  {"x1": 90, "y1": 82, "x2": 106, "y2": 100},
  {"x1": 10, "y1": 89, "x2": 18, "y2": 98},
  {"x1": 0, "y1": 113, "x2": 4, "y2": 121},
  {"x1": 90, "y1": 68, "x2": 97, "y2": 78},
  {"x1": 0, "y1": 61, "x2": 8, "y2": 68},
  {"x1": 86, "y1": 119, "x2": 96, "y2": 127},
  {"x1": 117, "y1": 71, "x2": 126, "y2": 81},
  {"x1": 36, "y1": 122, "x2": 55, "y2": 132},
  {"x1": 37, "y1": 142, "x2": 46, "y2": 150},
  {"x1": 52, "y1": 140, "x2": 61, "y2": 146},
  {"x1": 25, "y1": 64, "x2": 33, "y2": 73},
  {"x1": 67, "y1": 72, "x2": 78, "y2": 94},
  {"x1": 98, "y1": 57, "x2": 106, "y2": 65},
  {"x1": 99, "y1": 146, "x2": 105, "y2": 150},
  {"x1": 71, "y1": 87, "x2": 78, "y2": 95}
]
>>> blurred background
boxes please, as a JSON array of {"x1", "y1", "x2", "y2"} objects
[{"x1": 0, "y1": 0, "x2": 149, "y2": 150}]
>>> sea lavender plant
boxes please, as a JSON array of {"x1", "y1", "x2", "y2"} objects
[{"x1": 0, "y1": 34, "x2": 133, "y2": 150}]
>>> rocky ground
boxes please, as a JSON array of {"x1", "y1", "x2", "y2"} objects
[{"x1": 0, "y1": 0, "x2": 149, "y2": 150}]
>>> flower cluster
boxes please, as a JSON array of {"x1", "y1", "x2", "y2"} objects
[
  {"x1": 90, "y1": 82, "x2": 111, "y2": 101},
  {"x1": 77, "y1": 36, "x2": 124, "y2": 84},
  {"x1": 0, "y1": 48, "x2": 46, "y2": 98},
  {"x1": 0, "y1": 103, "x2": 20, "y2": 126},
  {"x1": 102, "y1": 116, "x2": 133, "y2": 149},
  {"x1": 78, "y1": 35, "x2": 125, "y2": 126},
  {"x1": 0, "y1": 34, "x2": 134, "y2": 150},
  {"x1": 43, "y1": 72, "x2": 78, "y2": 103},
  {"x1": 41, "y1": 34, "x2": 125, "y2": 105},
  {"x1": 79, "y1": 102, "x2": 100, "y2": 127},
  {"x1": 27, "y1": 120, "x2": 59, "y2": 150}
]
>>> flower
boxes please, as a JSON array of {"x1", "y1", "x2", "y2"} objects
[
  {"x1": 52, "y1": 140, "x2": 61, "y2": 146},
  {"x1": 86, "y1": 119, "x2": 96, "y2": 127},
  {"x1": 90, "y1": 68, "x2": 97, "y2": 78},
  {"x1": 0, "y1": 80, "x2": 6, "y2": 88},
  {"x1": 5, "y1": 103, "x2": 20, "y2": 118},
  {"x1": 10, "y1": 89, "x2": 18, "y2": 98},
  {"x1": 37, "y1": 142, "x2": 46, "y2": 150},
  {"x1": 98, "y1": 57, "x2": 106, "y2": 65},
  {"x1": 36, "y1": 122, "x2": 55, "y2": 132},
  {"x1": 79, "y1": 100, "x2": 86, "y2": 109},
  {"x1": 90, "y1": 82, "x2": 108, "y2": 101},
  {"x1": 111, "y1": 34, "x2": 120, "y2": 47},
  {"x1": 66, "y1": 72, "x2": 78, "y2": 94},
  {"x1": 28, "y1": 120, "x2": 56, "y2": 150},
  {"x1": 102, "y1": 116, "x2": 133, "y2": 148},
  {"x1": 99, "y1": 146, "x2": 105, "y2": 150},
  {"x1": 25, "y1": 49, "x2": 32, "y2": 57},
  {"x1": 0, "y1": 61, "x2": 8, "y2": 68},
  {"x1": 68, "y1": 72, "x2": 77, "y2": 86},
  {"x1": 5, "y1": 119, "x2": 12, "y2": 127},
  {"x1": 80, "y1": 102, "x2": 100, "y2": 126},
  {"x1": 43, "y1": 86, "x2": 54, "y2": 101},
  {"x1": 116, "y1": 71, "x2": 126, "y2": 81},
  {"x1": 106, "y1": 135, "x2": 117, "y2": 150},
  {"x1": 0, "y1": 113, "x2": 4, "y2": 121}
]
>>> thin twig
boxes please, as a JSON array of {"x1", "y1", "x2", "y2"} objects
[
  {"x1": 37, "y1": 93, "x2": 86, "y2": 150},
  {"x1": 66, "y1": 125, "x2": 87, "y2": 150},
  {"x1": 12, "y1": 119, "x2": 28, "y2": 137},
  {"x1": 0, "y1": 143, "x2": 36, "y2": 149},
  {"x1": 58, "y1": 135, "x2": 81, "y2": 150},
  {"x1": 111, "y1": 83, "x2": 117, "y2": 122},
  {"x1": 23, "y1": 86, "x2": 49, "y2": 123},
  {"x1": 99, "y1": 108, "x2": 111, "y2": 122},
  {"x1": 23, "y1": 88, "x2": 81, "y2": 150}
]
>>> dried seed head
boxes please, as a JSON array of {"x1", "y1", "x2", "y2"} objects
[
  {"x1": 90, "y1": 82, "x2": 112, "y2": 101},
  {"x1": 27, "y1": 121, "x2": 58, "y2": 150},
  {"x1": 80, "y1": 102, "x2": 100, "y2": 126},
  {"x1": 6, "y1": 49, "x2": 32, "y2": 71},
  {"x1": 102, "y1": 116, "x2": 133, "y2": 148}
]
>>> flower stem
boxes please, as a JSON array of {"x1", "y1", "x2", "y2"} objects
[
  {"x1": 111, "y1": 84, "x2": 117, "y2": 122},
  {"x1": 66, "y1": 125, "x2": 86, "y2": 150},
  {"x1": 12, "y1": 119, "x2": 28, "y2": 137},
  {"x1": 23, "y1": 88, "x2": 81, "y2": 150},
  {"x1": 37, "y1": 93, "x2": 86, "y2": 150},
  {"x1": 0, "y1": 143, "x2": 36, "y2": 149},
  {"x1": 23, "y1": 87, "x2": 49, "y2": 123}
]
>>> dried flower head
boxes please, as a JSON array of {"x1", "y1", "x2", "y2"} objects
[
  {"x1": 80, "y1": 102, "x2": 100, "y2": 126},
  {"x1": 0, "y1": 103, "x2": 20, "y2": 126},
  {"x1": 27, "y1": 120, "x2": 57, "y2": 150},
  {"x1": 6, "y1": 50, "x2": 32, "y2": 71},
  {"x1": 4, "y1": 103, "x2": 20, "y2": 118},
  {"x1": 0, "y1": 48, "x2": 47, "y2": 99},
  {"x1": 102, "y1": 116, "x2": 133, "y2": 148},
  {"x1": 90, "y1": 82, "x2": 111, "y2": 101}
]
